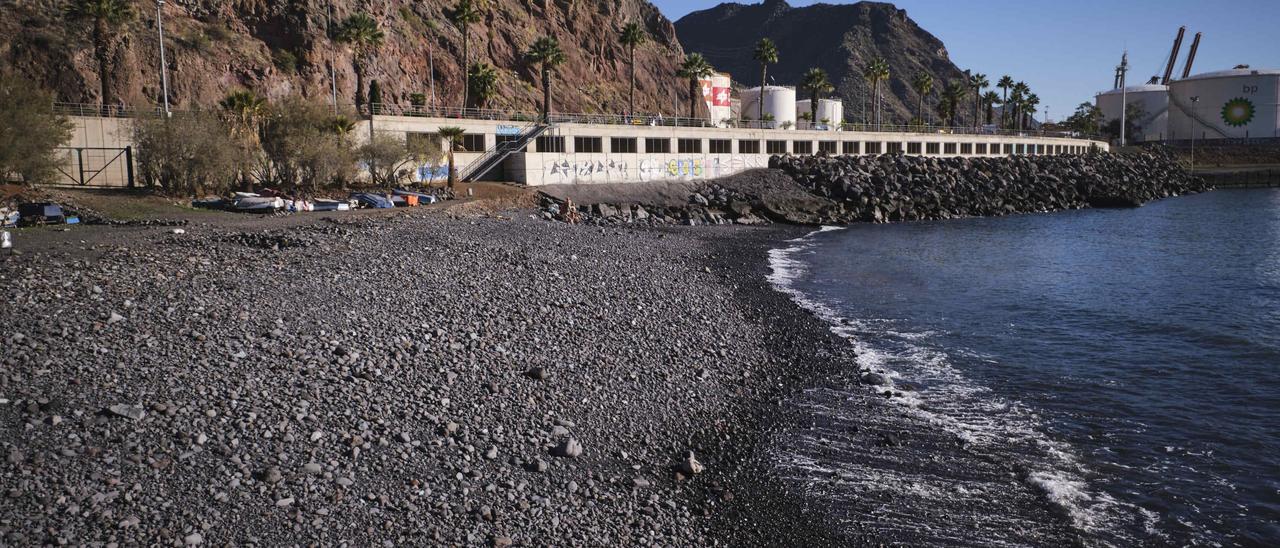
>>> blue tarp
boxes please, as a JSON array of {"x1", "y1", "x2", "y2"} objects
[{"x1": 351, "y1": 193, "x2": 394, "y2": 209}]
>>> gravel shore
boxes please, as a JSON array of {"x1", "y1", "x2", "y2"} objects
[{"x1": 0, "y1": 208, "x2": 853, "y2": 546}]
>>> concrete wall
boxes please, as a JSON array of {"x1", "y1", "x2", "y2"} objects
[
  {"x1": 60, "y1": 113, "x2": 1108, "y2": 188},
  {"x1": 57, "y1": 116, "x2": 136, "y2": 187}
]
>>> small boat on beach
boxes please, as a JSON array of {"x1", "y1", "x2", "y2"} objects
[
  {"x1": 392, "y1": 189, "x2": 439, "y2": 204},
  {"x1": 351, "y1": 193, "x2": 394, "y2": 209},
  {"x1": 228, "y1": 194, "x2": 285, "y2": 213},
  {"x1": 312, "y1": 199, "x2": 353, "y2": 212}
]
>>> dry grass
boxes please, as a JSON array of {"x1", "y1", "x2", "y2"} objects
[{"x1": 448, "y1": 183, "x2": 539, "y2": 216}]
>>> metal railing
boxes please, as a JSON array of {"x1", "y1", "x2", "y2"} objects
[
  {"x1": 459, "y1": 120, "x2": 547, "y2": 182},
  {"x1": 52, "y1": 101, "x2": 1103, "y2": 141},
  {"x1": 53, "y1": 102, "x2": 172, "y2": 118}
]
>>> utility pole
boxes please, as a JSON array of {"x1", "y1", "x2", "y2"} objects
[
  {"x1": 1118, "y1": 51, "x2": 1129, "y2": 147},
  {"x1": 328, "y1": 0, "x2": 338, "y2": 115},
  {"x1": 156, "y1": 0, "x2": 171, "y2": 116}
]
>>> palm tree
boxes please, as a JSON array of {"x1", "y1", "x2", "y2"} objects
[
  {"x1": 219, "y1": 90, "x2": 267, "y2": 138},
  {"x1": 969, "y1": 72, "x2": 988, "y2": 129},
  {"x1": 525, "y1": 36, "x2": 566, "y2": 123},
  {"x1": 328, "y1": 116, "x2": 358, "y2": 136},
  {"x1": 752, "y1": 38, "x2": 778, "y2": 124},
  {"x1": 450, "y1": 0, "x2": 485, "y2": 111},
  {"x1": 219, "y1": 90, "x2": 266, "y2": 190},
  {"x1": 336, "y1": 13, "x2": 384, "y2": 114},
  {"x1": 1011, "y1": 81, "x2": 1030, "y2": 129},
  {"x1": 911, "y1": 72, "x2": 934, "y2": 127},
  {"x1": 863, "y1": 58, "x2": 890, "y2": 128},
  {"x1": 800, "y1": 68, "x2": 834, "y2": 129},
  {"x1": 619, "y1": 22, "x2": 647, "y2": 118},
  {"x1": 1024, "y1": 93, "x2": 1040, "y2": 130},
  {"x1": 467, "y1": 62, "x2": 499, "y2": 110},
  {"x1": 997, "y1": 75, "x2": 1014, "y2": 127},
  {"x1": 67, "y1": 0, "x2": 135, "y2": 109},
  {"x1": 438, "y1": 126, "x2": 465, "y2": 188},
  {"x1": 981, "y1": 90, "x2": 1001, "y2": 125},
  {"x1": 676, "y1": 53, "x2": 714, "y2": 121},
  {"x1": 941, "y1": 81, "x2": 966, "y2": 127}
]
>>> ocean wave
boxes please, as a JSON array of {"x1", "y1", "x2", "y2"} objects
[{"x1": 765, "y1": 227, "x2": 1149, "y2": 545}]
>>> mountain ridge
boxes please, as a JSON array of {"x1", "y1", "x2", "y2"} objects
[
  {"x1": 0, "y1": 0, "x2": 698, "y2": 116},
  {"x1": 675, "y1": 0, "x2": 971, "y2": 125}
]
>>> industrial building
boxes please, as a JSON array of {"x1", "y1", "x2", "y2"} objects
[{"x1": 1096, "y1": 27, "x2": 1280, "y2": 142}]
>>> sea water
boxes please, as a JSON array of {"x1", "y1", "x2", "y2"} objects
[{"x1": 768, "y1": 188, "x2": 1280, "y2": 545}]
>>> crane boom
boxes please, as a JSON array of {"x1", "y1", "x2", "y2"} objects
[{"x1": 1162, "y1": 26, "x2": 1186, "y2": 85}]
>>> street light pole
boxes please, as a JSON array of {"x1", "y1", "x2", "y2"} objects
[
  {"x1": 1118, "y1": 52, "x2": 1129, "y2": 147},
  {"x1": 328, "y1": 0, "x2": 338, "y2": 115},
  {"x1": 156, "y1": 0, "x2": 171, "y2": 116},
  {"x1": 1190, "y1": 96, "x2": 1200, "y2": 174}
]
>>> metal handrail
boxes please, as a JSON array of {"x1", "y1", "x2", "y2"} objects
[
  {"x1": 52, "y1": 101, "x2": 1104, "y2": 142},
  {"x1": 458, "y1": 119, "x2": 543, "y2": 180}
]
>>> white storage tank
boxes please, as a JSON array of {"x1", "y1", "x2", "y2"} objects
[
  {"x1": 1167, "y1": 67, "x2": 1280, "y2": 140},
  {"x1": 741, "y1": 86, "x2": 797, "y2": 129},
  {"x1": 699, "y1": 72, "x2": 733, "y2": 127},
  {"x1": 1095, "y1": 84, "x2": 1169, "y2": 142},
  {"x1": 796, "y1": 99, "x2": 844, "y2": 130}
]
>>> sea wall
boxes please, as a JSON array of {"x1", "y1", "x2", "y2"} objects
[{"x1": 770, "y1": 149, "x2": 1212, "y2": 222}]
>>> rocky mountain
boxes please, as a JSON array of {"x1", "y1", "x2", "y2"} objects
[
  {"x1": 675, "y1": 0, "x2": 972, "y2": 125},
  {"x1": 0, "y1": 0, "x2": 699, "y2": 116}
]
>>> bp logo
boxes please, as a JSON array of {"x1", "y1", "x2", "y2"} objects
[{"x1": 1221, "y1": 98, "x2": 1255, "y2": 127}]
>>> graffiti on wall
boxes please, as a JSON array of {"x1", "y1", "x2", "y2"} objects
[
  {"x1": 542, "y1": 156, "x2": 766, "y2": 184},
  {"x1": 414, "y1": 165, "x2": 449, "y2": 183}
]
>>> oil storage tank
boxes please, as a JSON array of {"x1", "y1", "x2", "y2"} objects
[
  {"x1": 1095, "y1": 84, "x2": 1168, "y2": 142},
  {"x1": 1167, "y1": 67, "x2": 1280, "y2": 140},
  {"x1": 796, "y1": 99, "x2": 844, "y2": 130},
  {"x1": 700, "y1": 72, "x2": 733, "y2": 127},
  {"x1": 741, "y1": 86, "x2": 797, "y2": 129}
]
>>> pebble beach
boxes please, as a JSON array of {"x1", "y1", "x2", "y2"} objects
[{"x1": 0, "y1": 208, "x2": 857, "y2": 546}]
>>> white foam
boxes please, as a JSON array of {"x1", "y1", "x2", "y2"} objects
[{"x1": 765, "y1": 227, "x2": 1154, "y2": 544}]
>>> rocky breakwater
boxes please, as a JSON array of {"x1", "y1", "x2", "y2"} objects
[{"x1": 771, "y1": 148, "x2": 1212, "y2": 223}]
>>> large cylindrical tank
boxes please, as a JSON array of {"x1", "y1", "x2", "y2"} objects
[
  {"x1": 1095, "y1": 84, "x2": 1168, "y2": 142},
  {"x1": 1167, "y1": 68, "x2": 1280, "y2": 140},
  {"x1": 795, "y1": 99, "x2": 842, "y2": 130},
  {"x1": 705, "y1": 73, "x2": 733, "y2": 127},
  {"x1": 741, "y1": 86, "x2": 797, "y2": 129}
]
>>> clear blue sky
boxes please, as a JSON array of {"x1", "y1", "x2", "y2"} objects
[{"x1": 655, "y1": 0, "x2": 1280, "y2": 121}]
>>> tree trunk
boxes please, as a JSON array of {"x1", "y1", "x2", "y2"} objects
[
  {"x1": 1001, "y1": 90, "x2": 1008, "y2": 128},
  {"x1": 917, "y1": 93, "x2": 923, "y2": 127},
  {"x1": 628, "y1": 46, "x2": 636, "y2": 118},
  {"x1": 874, "y1": 81, "x2": 881, "y2": 128},
  {"x1": 447, "y1": 150, "x2": 456, "y2": 188},
  {"x1": 354, "y1": 62, "x2": 366, "y2": 114},
  {"x1": 759, "y1": 65, "x2": 766, "y2": 125},
  {"x1": 973, "y1": 93, "x2": 980, "y2": 129},
  {"x1": 689, "y1": 79, "x2": 697, "y2": 119},
  {"x1": 811, "y1": 90, "x2": 818, "y2": 128},
  {"x1": 461, "y1": 27, "x2": 470, "y2": 111},
  {"x1": 94, "y1": 19, "x2": 111, "y2": 108},
  {"x1": 542, "y1": 67, "x2": 552, "y2": 123}
]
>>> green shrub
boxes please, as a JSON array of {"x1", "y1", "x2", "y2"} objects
[
  {"x1": 271, "y1": 48, "x2": 299, "y2": 72},
  {"x1": 132, "y1": 111, "x2": 245, "y2": 194},
  {"x1": 0, "y1": 74, "x2": 74, "y2": 185}
]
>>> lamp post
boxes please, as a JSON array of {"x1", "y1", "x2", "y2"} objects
[
  {"x1": 1190, "y1": 95, "x2": 1200, "y2": 174},
  {"x1": 156, "y1": 0, "x2": 171, "y2": 116},
  {"x1": 1117, "y1": 52, "x2": 1129, "y2": 146}
]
